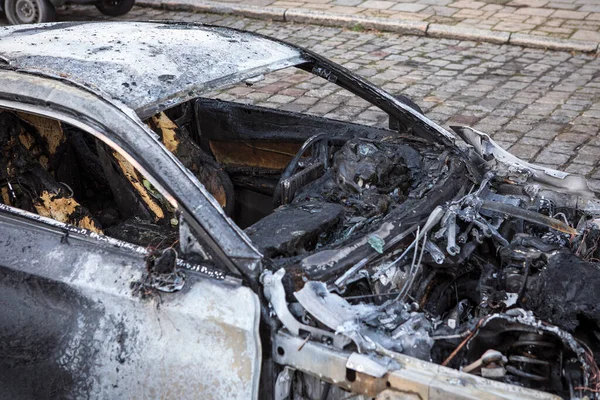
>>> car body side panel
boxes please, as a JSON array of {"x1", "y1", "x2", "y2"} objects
[{"x1": 0, "y1": 209, "x2": 261, "y2": 399}]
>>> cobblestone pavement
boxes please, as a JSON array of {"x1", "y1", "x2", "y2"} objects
[
  {"x1": 4, "y1": 6, "x2": 600, "y2": 190},
  {"x1": 274, "y1": 0, "x2": 600, "y2": 42},
  {"x1": 146, "y1": 0, "x2": 600, "y2": 43}
]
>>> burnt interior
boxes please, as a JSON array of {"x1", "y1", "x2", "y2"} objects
[
  {"x1": 190, "y1": 100, "x2": 600, "y2": 399},
  {"x1": 0, "y1": 110, "x2": 179, "y2": 249},
  {"x1": 3, "y1": 97, "x2": 600, "y2": 399}
]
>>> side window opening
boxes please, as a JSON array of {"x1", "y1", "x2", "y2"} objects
[
  {"x1": 0, "y1": 109, "x2": 179, "y2": 251},
  {"x1": 160, "y1": 93, "x2": 415, "y2": 261},
  {"x1": 207, "y1": 66, "x2": 391, "y2": 128}
]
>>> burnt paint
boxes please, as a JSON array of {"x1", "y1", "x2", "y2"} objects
[
  {"x1": 0, "y1": 265, "x2": 101, "y2": 399},
  {"x1": 0, "y1": 211, "x2": 143, "y2": 399},
  {"x1": 0, "y1": 22, "x2": 305, "y2": 119}
]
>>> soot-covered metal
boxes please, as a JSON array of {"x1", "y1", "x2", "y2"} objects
[
  {"x1": 195, "y1": 93, "x2": 600, "y2": 398},
  {"x1": 258, "y1": 120, "x2": 600, "y2": 399}
]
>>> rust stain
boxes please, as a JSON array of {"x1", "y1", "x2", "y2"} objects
[
  {"x1": 550, "y1": 220, "x2": 578, "y2": 236},
  {"x1": 209, "y1": 140, "x2": 301, "y2": 171},
  {"x1": 209, "y1": 180, "x2": 227, "y2": 208}
]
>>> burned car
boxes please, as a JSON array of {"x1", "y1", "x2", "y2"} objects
[{"x1": 1, "y1": 21, "x2": 599, "y2": 400}]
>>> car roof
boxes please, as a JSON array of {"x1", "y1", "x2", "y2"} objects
[{"x1": 0, "y1": 21, "x2": 306, "y2": 119}]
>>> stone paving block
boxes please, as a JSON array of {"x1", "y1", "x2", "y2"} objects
[
  {"x1": 293, "y1": 96, "x2": 320, "y2": 105},
  {"x1": 509, "y1": 0, "x2": 549, "y2": 7},
  {"x1": 493, "y1": 21, "x2": 537, "y2": 32},
  {"x1": 307, "y1": 101, "x2": 339, "y2": 114},
  {"x1": 267, "y1": 94, "x2": 296, "y2": 103},
  {"x1": 535, "y1": 150, "x2": 571, "y2": 165},
  {"x1": 427, "y1": 24, "x2": 510, "y2": 44},
  {"x1": 510, "y1": 32, "x2": 598, "y2": 51},
  {"x1": 548, "y1": 2, "x2": 580, "y2": 10},
  {"x1": 518, "y1": 137, "x2": 550, "y2": 147},
  {"x1": 580, "y1": 5, "x2": 600, "y2": 13},
  {"x1": 420, "y1": 0, "x2": 453, "y2": 4},
  {"x1": 551, "y1": 9, "x2": 590, "y2": 19},
  {"x1": 481, "y1": 4, "x2": 503, "y2": 12},
  {"x1": 509, "y1": 144, "x2": 542, "y2": 160},
  {"x1": 448, "y1": 0, "x2": 486, "y2": 10},
  {"x1": 360, "y1": 0, "x2": 395, "y2": 9},
  {"x1": 279, "y1": 103, "x2": 310, "y2": 112},
  {"x1": 452, "y1": 8, "x2": 485, "y2": 18},
  {"x1": 329, "y1": 5, "x2": 363, "y2": 13},
  {"x1": 572, "y1": 154, "x2": 599, "y2": 165},
  {"x1": 537, "y1": 26, "x2": 575, "y2": 36},
  {"x1": 426, "y1": 5, "x2": 458, "y2": 17},
  {"x1": 333, "y1": 0, "x2": 364, "y2": 5},
  {"x1": 565, "y1": 163, "x2": 594, "y2": 175},
  {"x1": 515, "y1": 7, "x2": 555, "y2": 16},
  {"x1": 390, "y1": 3, "x2": 428, "y2": 12},
  {"x1": 571, "y1": 29, "x2": 600, "y2": 42}
]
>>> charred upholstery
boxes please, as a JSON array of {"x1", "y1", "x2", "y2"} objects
[
  {"x1": 0, "y1": 111, "x2": 103, "y2": 233},
  {"x1": 0, "y1": 110, "x2": 233, "y2": 249}
]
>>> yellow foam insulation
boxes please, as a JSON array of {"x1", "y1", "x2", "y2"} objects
[
  {"x1": 17, "y1": 112, "x2": 65, "y2": 155},
  {"x1": 112, "y1": 151, "x2": 165, "y2": 221},
  {"x1": 151, "y1": 112, "x2": 179, "y2": 153},
  {"x1": 34, "y1": 191, "x2": 103, "y2": 234},
  {"x1": 1, "y1": 187, "x2": 10, "y2": 205},
  {"x1": 18, "y1": 129, "x2": 35, "y2": 150}
]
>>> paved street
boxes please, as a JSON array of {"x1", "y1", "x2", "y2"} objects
[
  {"x1": 138, "y1": 0, "x2": 600, "y2": 44},
  {"x1": 3, "y1": 6, "x2": 600, "y2": 190},
  {"x1": 244, "y1": 0, "x2": 600, "y2": 41}
]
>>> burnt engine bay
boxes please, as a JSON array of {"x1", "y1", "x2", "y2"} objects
[{"x1": 3, "y1": 100, "x2": 600, "y2": 398}]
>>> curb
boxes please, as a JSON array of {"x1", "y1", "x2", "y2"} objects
[
  {"x1": 137, "y1": 0, "x2": 600, "y2": 53},
  {"x1": 283, "y1": 8, "x2": 428, "y2": 36}
]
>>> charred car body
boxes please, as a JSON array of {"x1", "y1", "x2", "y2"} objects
[{"x1": 1, "y1": 21, "x2": 599, "y2": 399}]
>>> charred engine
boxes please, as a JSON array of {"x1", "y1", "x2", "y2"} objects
[{"x1": 254, "y1": 127, "x2": 600, "y2": 399}]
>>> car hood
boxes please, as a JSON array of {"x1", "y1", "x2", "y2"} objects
[{"x1": 0, "y1": 21, "x2": 306, "y2": 119}]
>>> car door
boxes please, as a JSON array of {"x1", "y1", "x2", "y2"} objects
[{"x1": 0, "y1": 93, "x2": 262, "y2": 398}]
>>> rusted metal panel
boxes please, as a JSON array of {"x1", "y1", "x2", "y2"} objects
[{"x1": 209, "y1": 140, "x2": 301, "y2": 171}]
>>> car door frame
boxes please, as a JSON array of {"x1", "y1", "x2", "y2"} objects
[{"x1": 0, "y1": 69, "x2": 264, "y2": 283}]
